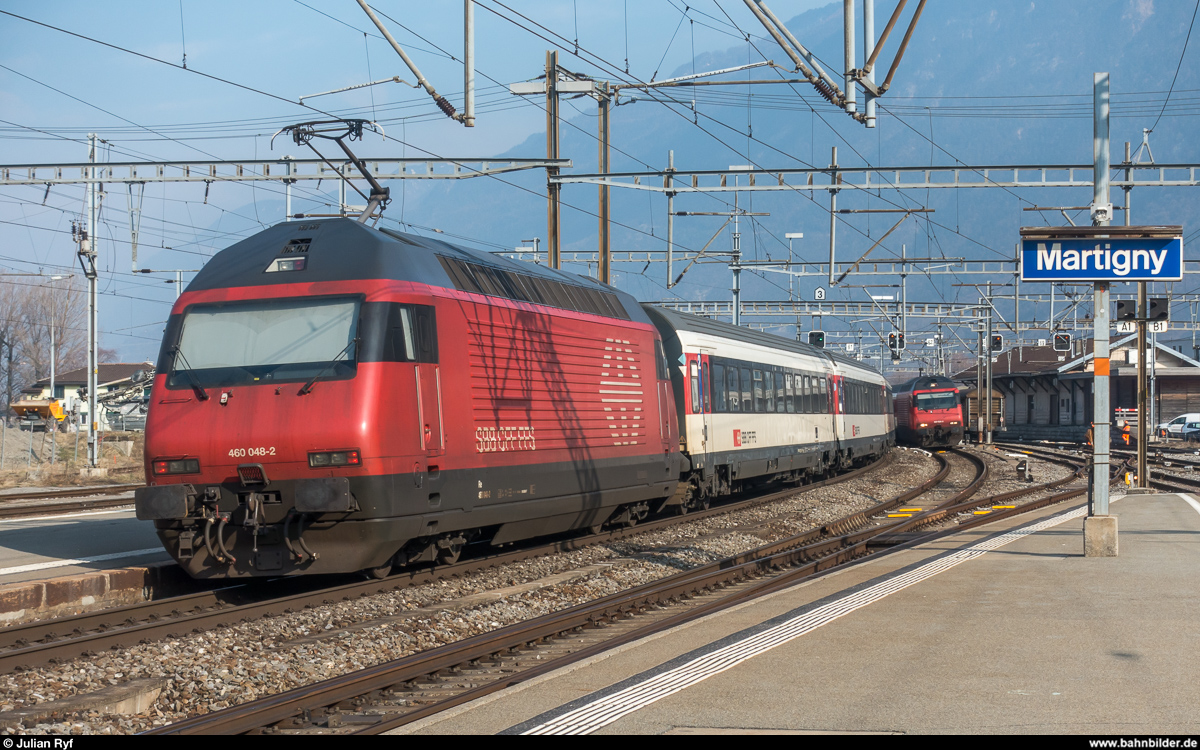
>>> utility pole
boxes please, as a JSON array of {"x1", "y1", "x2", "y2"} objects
[
  {"x1": 1127, "y1": 141, "x2": 1147, "y2": 488},
  {"x1": 828, "y1": 147, "x2": 839, "y2": 287},
  {"x1": 666, "y1": 151, "x2": 676, "y2": 287},
  {"x1": 731, "y1": 190, "x2": 743, "y2": 327},
  {"x1": 977, "y1": 305, "x2": 985, "y2": 444},
  {"x1": 597, "y1": 80, "x2": 612, "y2": 285},
  {"x1": 82, "y1": 134, "x2": 100, "y2": 469},
  {"x1": 1087, "y1": 71, "x2": 1115, "y2": 556},
  {"x1": 546, "y1": 51, "x2": 561, "y2": 270},
  {"x1": 985, "y1": 280, "x2": 994, "y2": 445},
  {"x1": 900, "y1": 244, "x2": 907, "y2": 347}
]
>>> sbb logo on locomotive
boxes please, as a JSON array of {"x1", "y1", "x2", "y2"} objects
[{"x1": 476, "y1": 426, "x2": 536, "y2": 453}]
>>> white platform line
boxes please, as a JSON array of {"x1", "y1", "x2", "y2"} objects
[
  {"x1": 1179, "y1": 494, "x2": 1200, "y2": 517},
  {"x1": 0, "y1": 507, "x2": 134, "y2": 525},
  {"x1": 0, "y1": 548, "x2": 164, "y2": 578},
  {"x1": 522, "y1": 505, "x2": 1088, "y2": 735}
]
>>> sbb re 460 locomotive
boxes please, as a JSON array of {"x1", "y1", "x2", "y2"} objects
[
  {"x1": 135, "y1": 219, "x2": 893, "y2": 579},
  {"x1": 891, "y1": 376, "x2": 963, "y2": 448}
]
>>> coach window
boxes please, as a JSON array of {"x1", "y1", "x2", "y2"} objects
[
  {"x1": 784, "y1": 373, "x2": 794, "y2": 413},
  {"x1": 764, "y1": 370, "x2": 775, "y2": 412},
  {"x1": 740, "y1": 367, "x2": 752, "y2": 412},
  {"x1": 775, "y1": 372, "x2": 785, "y2": 412},
  {"x1": 809, "y1": 375, "x2": 818, "y2": 413},
  {"x1": 820, "y1": 377, "x2": 828, "y2": 413},
  {"x1": 701, "y1": 361, "x2": 711, "y2": 413},
  {"x1": 753, "y1": 370, "x2": 765, "y2": 412},
  {"x1": 713, "y1": 364, "x2": 727, "y2": 412},
  {"x1": 727, "y1": 366, "x2": 739, "y2": 412},
  {"x1": 689, "y1": 361, "x2": 701, "y2": 414}
]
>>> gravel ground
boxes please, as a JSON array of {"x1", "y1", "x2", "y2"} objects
[{"x1": 2, "y1": 449, "x2": 944, "y2": 734}]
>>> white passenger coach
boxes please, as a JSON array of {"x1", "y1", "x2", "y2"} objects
[{"x1": 645, "y1": 308, "x2": 894, "y2": 506}]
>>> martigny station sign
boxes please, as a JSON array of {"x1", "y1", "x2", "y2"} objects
[{"x1": 1019, "y1": 226, "x2": 1184, "y2": 283}]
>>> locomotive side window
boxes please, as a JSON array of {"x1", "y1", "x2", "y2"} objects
[
  {"x1": 655, "y1": 340, "x2": 669, "y2": 380},
  {"x1": 361, "y1": 302, "x2": 439, "y2": 364}
]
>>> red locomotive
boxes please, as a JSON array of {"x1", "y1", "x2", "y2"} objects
[
  {"x1": 136, "y1": 218, "x2": 893, "y2": 579},
  {"x1": 892, "y1": 376, "x2": 963, "y2": 447}
]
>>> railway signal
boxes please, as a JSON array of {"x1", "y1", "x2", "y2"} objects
[
  {"x1": 989, "y1": 334, "x2": 1004, "y2": 353},
  {"x1": 1147, "y1": 297, "x2": 1170, "y2": 321},
  {"x1": 808, "y1": 330, "x2": 825, "y2": 348},
  {"x1": 1053, "y1": 333, "x2": 1071, "y2": 352},
  {"x1": 888, "y1": 332, "x2": 905, "y2": 351}
]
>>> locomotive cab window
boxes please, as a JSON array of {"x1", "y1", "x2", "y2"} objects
[{"x1": 169, "y1": 296, "x2": 361, "y2": 389}]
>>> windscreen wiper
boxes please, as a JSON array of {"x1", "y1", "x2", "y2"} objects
[
  {"x1": 171, "y1": 346, "x2": 210, "y2": 401},
  {"x1": 298, "y1": 338, "x2": 359, "y2": 396}
]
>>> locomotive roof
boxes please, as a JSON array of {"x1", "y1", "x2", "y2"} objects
[
  {"x1": 184, "y1": 219, "x2": 652, "y2": 325},
  {"x1": 894, "y1": 376, "x2": 959, "y2": 393},
  {"x1": 643, "y1": 306, "x2": 885, "y2": 380}
]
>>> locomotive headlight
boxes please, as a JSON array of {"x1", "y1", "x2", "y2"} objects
[
  {"x1": 308, "y1": 449, "x2": 362, "y2": 468},
  {"x1": 152, "y1": 458, "x2": 200, "y2": 475},
  {"x1": 919, "y1": 423, "x2": 929, "y2": 428}
]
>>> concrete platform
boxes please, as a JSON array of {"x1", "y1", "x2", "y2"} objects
[
  {"x1": 0, "y1": 508, "x2": 168, "y2": 585},
  {"x1": 399, "y1": 491, "x2": 1200, "y2": 735}
]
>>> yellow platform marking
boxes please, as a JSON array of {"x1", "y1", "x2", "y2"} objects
[
  {"x1": 887, "y1": 514, "x2": 913, "y2": 518},
  {"x1": 898, "y1": 508, "x2": 922, "y2": 512},
  {"x1": 973, "y1": 510, "x2": 991, "y2": 515},
  {"x1": 992, "y1": 505, "x2": 1015, "y2": 509}
]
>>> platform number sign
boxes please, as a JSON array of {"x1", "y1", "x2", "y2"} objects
[{"x1": 814, "y1": 287, "x2": 826, "y2": 301}]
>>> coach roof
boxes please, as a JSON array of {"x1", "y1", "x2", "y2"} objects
[{"x1": 643, "y1": 306, "x2": 884, "y2": 379}]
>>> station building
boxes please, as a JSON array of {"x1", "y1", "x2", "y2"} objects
[{"x1": 954, "y1": 334, "x2": 1200, "y2": 441}]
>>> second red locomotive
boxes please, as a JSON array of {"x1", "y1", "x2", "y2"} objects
[{"x1": 892, "y1": 376, "x2": 963, "y2": 448}]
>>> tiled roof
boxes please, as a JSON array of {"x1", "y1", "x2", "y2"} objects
[{"x1": 31, "y1": 363, "x2": 154, "y2": 387}]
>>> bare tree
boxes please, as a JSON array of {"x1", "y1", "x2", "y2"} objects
[{"x1": 0, "y1": 277, "x2": 87, "y2": 403}]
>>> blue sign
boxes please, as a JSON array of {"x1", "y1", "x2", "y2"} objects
[{"x1": 1021, "y1": 237, "x2": 1183, "y2": 282}]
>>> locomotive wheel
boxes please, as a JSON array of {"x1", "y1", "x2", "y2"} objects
[
  {"x1": 437, "y1": 544, "x2": 462, "y2": 565},
  {"x1": 366, "y1": 562, "x2": 393, "y2": 579}
]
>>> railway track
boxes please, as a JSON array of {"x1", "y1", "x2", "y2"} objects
[
  {"x1": 0, "y1": 484, "x2": 140, "y2": 519},
  {"x1": 146, "y1": 447, "x2": 1115, "y2": 735},
  {"x1": 0, "y1": 454, "x2": 895, "y2": 676}
]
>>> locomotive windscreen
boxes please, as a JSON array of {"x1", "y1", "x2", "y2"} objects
[
  {"x1": 915, "y1": 392, "x2": 958, "y2": 411},
  {"x1": 169, "y1": 296, "x2": 360, "y2": 388}
]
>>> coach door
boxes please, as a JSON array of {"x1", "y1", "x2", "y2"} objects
[{"x1": 690, "y1": 353, "x2": 714, "y2": 470}]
